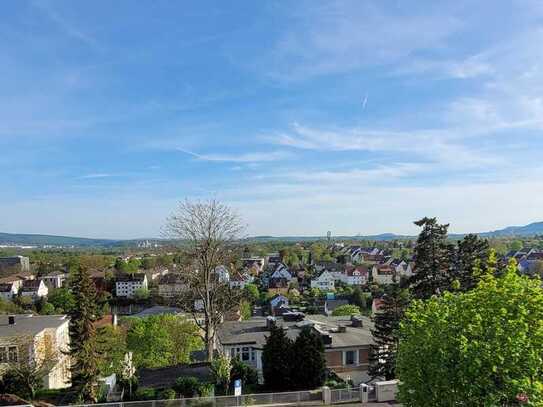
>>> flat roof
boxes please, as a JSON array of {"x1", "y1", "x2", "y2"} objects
[
  {"x1": 0, "y1": 314, "x2": 68, "y2": 338},
  {"x1": 218, "y1": 315, "x2": 374, "y2": 350}
]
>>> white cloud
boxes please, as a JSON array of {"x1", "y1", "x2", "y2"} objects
[
  {"x1": 178, "y1": 149, "x2": 292, "y2": 163},
  {"x1": 262, "y1": 1, "x2": 461, "y2": 80}
]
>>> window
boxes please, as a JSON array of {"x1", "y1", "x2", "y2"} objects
[
  {"x1": 8, "y1": 346, "x2": 17, "y2": 363},
  {"x1": 0, "y1": 347, "x2": 7, "y2": 363},
  {"x1": 345, "y1": 350, "x2": 356, "y2": 365},
  {"x1": 242, "y1": 347, "x2": 250, "y2": 361}
]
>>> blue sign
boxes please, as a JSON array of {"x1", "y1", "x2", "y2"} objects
[{"x1": 234, "y1": 379, "x2": 242, "y2": 396}]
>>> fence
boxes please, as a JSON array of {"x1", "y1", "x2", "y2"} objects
[
  {"x1": 59, "y1": 385, "x2": 381, "y2": 407},
  {"x1": 59, "y1": 389, "x2": 323, "y2": 407}
]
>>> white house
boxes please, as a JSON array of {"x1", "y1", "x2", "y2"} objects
[
  {"x1": 0, "y1": 282, "x2": 18, "y2": 300},
  {"x1": 115, "y1": 274, "x2": 148, "y2": 298},
  {"x1": 20, "y1": 280, "x2": 48, "y2": 300},
  {"x1": 0, "y1": 314, "x2": 71, "y2": 389},
  {"x1": 371, "y1": 265, "x2": 396, "y2": 285},
  {"x1": 342, "y1": 266, "x2": 369, "y2": 285},
  {"x1": 388, "y1": 259, "x2": 413, "y2": 278},
  {"x1": 230, "y1": 272, "x2": 254, "y2": 289},
  {"x1": 311, "y1": 270, "x2": 336, "y2": 291},
  {"x1": 215, "y1": 265, "x2": 230, "y2": 283},
  {"x1": 40, "y1": 272, "x2": 67, "y2": 289}
]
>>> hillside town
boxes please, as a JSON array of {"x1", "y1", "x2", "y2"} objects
[{"x1": 0, "y1": 206, "x2": 542, "y2": 405}]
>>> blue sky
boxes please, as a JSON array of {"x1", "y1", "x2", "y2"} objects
[{"x1": 2, "y1": 0, "x2": 543, "y2": 238}]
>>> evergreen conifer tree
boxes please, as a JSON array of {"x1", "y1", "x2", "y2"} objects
[
  {"x1": 409, "y1": 217, "x2": 453, "y2": 299},
  {"x1": 452, "y1": 234, "x2": 490, "y2": 291},
  {"x1": 68, "y1": 265, "x2": 100, "y2": 402},
  {"x1": 291, "y1": 326, "x2": 326, "y2": 390},
  {"x1": 369, "y1": 283, "x2": 410, "y2": 380},
  {"x1": 261, "y1": 323, "x2": 293, "y2": 391}
]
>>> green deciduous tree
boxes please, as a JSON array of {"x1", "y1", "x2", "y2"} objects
[
  {"x1": 397, "y1": 259, "x2": 543, "y2": 406},
  {"x1": 126, "y1": 314, "x2": 202, "y2": 368},
  {"x1": 48, "y1": 287, "x2": 76, "y2": 314},
  {"x1": 96, "y1": 325, "x2": 128, "y2": 377},
  {"x1": 369, "y1": 284, "x2": 410, "y2": 380},
  {"x1": 291, "y1": 326, "x2": 326, "y2": 390},
  {"x1": 68, "y1": 266, "x2": 100, "y2": 403},
  {"x1": 331, "y1": 304, "x2": 361, "y2": 316}
]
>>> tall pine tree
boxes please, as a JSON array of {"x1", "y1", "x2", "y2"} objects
[
  {"x1": 68, "y1": 265, "x2": 100, "y2": 402},
  {"x1": 261, "y1": 323, "x2": 293, "y2": 391},
  {"x1": 452, "y1": 234, "x2": 490, "y2": 291},
  {"x1": 291, "y1": 326, "x2": 326, "y2": 390},
  {"x1": 369, "y1": 283, "x2": 410, "y2": 380},
  {"x1": 409, "y1": 217, "x2": 453, "y2": 299}
]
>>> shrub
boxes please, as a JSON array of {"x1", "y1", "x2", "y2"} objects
[
  {"x1": 134, "y1": 387, "x2": 156, "y2": 401},
  {"x1": 174, "y1": 376, "x2": 201, "y2": 398},
  {"x1": 158, "y1": 388, "x2": 177, "y2": 400}
]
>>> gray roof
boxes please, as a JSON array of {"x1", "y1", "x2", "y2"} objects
[
  {"x1": 0, "y1": 314, "x2": 68, "y2": 338},
  {"x1": 218, "y1": 315, "x2": 374, "y2": 350}
]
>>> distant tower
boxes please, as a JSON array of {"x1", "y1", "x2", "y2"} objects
[{"x1": 327, "y1": 231, "x2": 331, "y2": 243}]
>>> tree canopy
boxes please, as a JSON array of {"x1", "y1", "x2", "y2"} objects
[{"x1": 397, "y1": 260, "x2": 543, "y2": 406}]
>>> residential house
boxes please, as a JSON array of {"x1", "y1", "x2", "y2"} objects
[
  {"x1": 0, "y1": 256, "x2": 30, "y2": 276},
  {"x1": 314, "y1": 261, "x2": 344, "y2": 274},
  {"x1": 270, "y1": 263, "x2": 293, "y2": 282},
  {"x1": 387, "y1": 259, "x2": 414, "y2": 279},
  {"x1": 229, "y1": 272, "x2": 254, "y2": 289},
  {"x1": 267, "y1": 278, "x2": 290, "y2": 295},
  {"x1": 311, "y1": 271, "x2": 336, "y2": 291},
  {"x1": 115, "y1": 274, "x2": 148, "y2": 298},
  {"x1": 158, "y1": 274, "x2": 187, "y2": 299},
  {"x1": 0, "y1": 283, "x2": 18, "y2": 301},
  {"x1": 217, "y1": 314, "x2": 374, "y2": 385},
  {"x1": 0, "y1": 314, "x2": 71, "y2": 389},
  {"x1": 242, "y1": 258, "x2": 265, "y2": 275},
  {"x1": 20, "y1": 280, "x2": 48, "y2": 300},
  {"x1": 342, "y1": 265, "x2": 370, "y2": 286},
  {"x1": 40, "y1": 272, "x2": 67, "y2": 289},
  {"x1": 371, "y1": 264, "x2": 397, "y2": 285},
  {"x1": 145, "y1": 268, "x2": 169, "y2": 282},
  {"x1": 269, "y1": 294, "x2": 289, "y2": 315},
  {"x1": 0, "y1": 272, "x2": 34, "y2": 292},
  {"x1": 266, "y1": 254, "x2": 282, "y2": 267},
  {"x1": 215, "y1": 265, "x2": 230, "y2": 284}
]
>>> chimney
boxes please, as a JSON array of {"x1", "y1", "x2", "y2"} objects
[{"x1": 8, "y1": 315, "x2": 15, "y2": 325}]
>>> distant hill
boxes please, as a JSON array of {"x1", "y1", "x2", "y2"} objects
[
  {"x1": 478, "y1": 221, "x2": 543, "y2": 237},
  {"x1": 1, "y1": 221, "x2": 542, "y2": 248},
  {"x1": 0, "y1": 232, "x2": 118, "y2": 247}
]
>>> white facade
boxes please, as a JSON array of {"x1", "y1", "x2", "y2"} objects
[
  {"x1": 229, "y1": 273, "x2": 254, "y2": 289},
  {"x1": 311, "y1": 271, "x2": 336, "y2": 290},
  {"x1": 371, "y1": 266, "x2": 396, "y2": 285},
  {"x1": 0, "y1": 315, "x2": 71, "y2": 389},
  {"x1": 20, "y1": 280, "x2": 48, "y2": 299},
  {"x1": 115, "y1": 275, "x2": 148, "y2": 298},
  {"x1": 0, "y1": 282, "x2": 18, "y2": 300},
  {"x1": 40, "y1": 273, "x2": 67, "y2": 289}
]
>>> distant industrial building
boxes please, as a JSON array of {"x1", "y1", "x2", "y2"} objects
[{"x1": 0, "y1": 256, "x2": 30, "y2": 276}]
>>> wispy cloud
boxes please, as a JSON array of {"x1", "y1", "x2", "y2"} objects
[
  {"x1": 79, "y1": 173, "x2": 117, "y2": 179},
  {"x1": 33, "y1": 0, "x2": 101, "y2": 50},
  {"x1": 259, "y1": 1, "x2": 461, "y2": 81},
  {"x1": 178, "y1": 149, "x2": 292, "y2": 163}
]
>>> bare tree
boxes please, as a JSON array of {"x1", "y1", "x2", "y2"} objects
[{"x1": 164, "y1": 199, "x2": 245, "y2": 361}]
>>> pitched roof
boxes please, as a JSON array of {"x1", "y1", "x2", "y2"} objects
[{"x1": 21, "y1": 279, "x2": 43, "y2": 290}]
